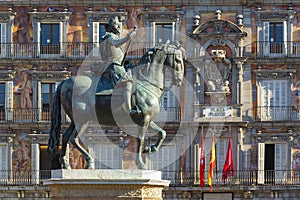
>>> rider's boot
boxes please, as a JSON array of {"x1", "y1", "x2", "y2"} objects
[{"x1": 124, "y1": 82, "x2": 141, "y2": 116}]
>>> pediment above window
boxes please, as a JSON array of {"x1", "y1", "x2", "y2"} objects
[
  {"x1": 254, "y1": 69, "x2": 295, "y2": 80},
  {"x1": 29, "y1": 11, "x2": 71, "y2": 22},
  {"x1": 85, "y1": 11, "x2": 127, "y2": 23},
  {"x1": 141, "y1": 10, "x2": 184, "y2": 23},
  {"x1": 0, "y1": 69, "x2": 15, "y2": 80},
  {"x1": 0, "y1": 11, "x2": 16, "y2": 22},
  {"x1": 192, "y1": 19, "x2": 247, "y2": 38},
  {"x1": 254, "y1": 10, "x2": 296, "y2": 23}
]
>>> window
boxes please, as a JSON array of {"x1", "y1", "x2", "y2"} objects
[
  {"x1": 94, "y1": 144, "x2": 121, "y2": 169},
  {"x1": 258, "y1": 80, "x2": 290, "y2": 120},
  {"x1": 205, "y1": 138, "x2": 228, "y2": 171},
  {"x1": 41, "y1": 83, "x2": 56, "y2": 120},
  {"x1": 92, "y1": 22, "x2": 108, "y2": 57},
  {"x1": 0, "y1": 83, "x2": 5, "y2": 121},
  {"x1": 40, "y1": 23, "x2": 60, "y2": 55},
  {"x1": 257, "y1": 143, "x2": 287, "y2": 184},
  {"x1": 148, "y1": 145, "x2": 176, "y2": 180},
  {"x1": 142, "y1": 10, "x2": 183, "y2": 47},
  {"x1": 0, "y1": 144, "x2": 7, "y2": 171},
  {"x1": 155, "y1": 23, "x2": 174, "y2": 43},
  {"x1": 262, "y1": 21, "x2": 287, "y2": 56},
  {"x1": 255, "y1": 10, "x2": 295, "y2": 57},
  {"x1": 29, "y1": 11, "x2": 71, "y2": 58}
]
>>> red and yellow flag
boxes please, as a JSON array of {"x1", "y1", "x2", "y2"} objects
[{"x1": 208, "y1": 132, "x2": 216, "y2": 192}]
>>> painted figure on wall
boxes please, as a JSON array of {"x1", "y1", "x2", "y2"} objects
[
  {"x1": 13, "y1": 6, "x2": 32, "y2": 44},
  {"x1": 14, "y1": 70, "x2": 32, "y2": 109}
]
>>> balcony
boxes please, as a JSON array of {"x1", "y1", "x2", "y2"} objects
[
  {"x1": 0, "y1": 42, "x2": 157, "y2": 60},
  {"x1": 255, "y1": 41, "x2": 300, "y2": 58},
  {"x1": 0, "y1": 107, "x2": 180, "y2": 123},
  {"x1": 254, "y1": 106, "x2": 299, "y2": 121},
  {"x1": 0, "y1": 170, "x2": 299, "y2": 187}
]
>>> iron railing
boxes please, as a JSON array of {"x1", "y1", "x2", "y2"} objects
[
  {"x1": 0, "y1": 42, "x2": 158, "y2": 59},
  {"x1": 0, "y1": 107, "x2": 180, "y2": 123},
  {"x1": 0, "y1": 170, "x2": 299, "y2": 187},
  {"x1": 254, "y1": 106, "x2": 300, "y2": 121},
  {"x1": 162, "y1": 170, "x2": 300, "y2": 187},
  {"x1": 255, "y1": 41, "x2": 300, "y2": 58},
  {"x1": 0, "y1": 170, "x2": 51, "y2": 186}
]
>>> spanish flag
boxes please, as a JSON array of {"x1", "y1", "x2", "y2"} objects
[{"x1": 208, "y1": 132, "x2": 216, "y2": 192}]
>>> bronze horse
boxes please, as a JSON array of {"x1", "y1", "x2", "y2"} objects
[{"x1": 48, "y1": 43, "x2": 186, "y2": 170}]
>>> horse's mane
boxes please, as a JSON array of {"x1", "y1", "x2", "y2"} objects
[{"x1": 137, "y1": 42, "x2": 185, "y2": 66}]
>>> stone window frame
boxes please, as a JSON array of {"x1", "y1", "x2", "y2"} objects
[
  {"x1": 0, "y1": 11, "x2": 16, "y2": 58},
  {"x1": 29, "y1": 10, "x2": 71, "y2": 58},
  {"x1": 254, "y1": 9, "x2": 296, "y2": 57},
  {"x1": 141, "y1": 10, "x2": 184, "y2": 46}
]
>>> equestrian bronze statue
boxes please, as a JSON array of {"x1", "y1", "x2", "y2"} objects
[{"x1": 48, "y1": 17, "x2": 186, "y2": 170}]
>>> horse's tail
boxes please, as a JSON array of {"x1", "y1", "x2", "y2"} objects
[{"x1": 48, "y1": 81, "x2": 63, "y2": 154}]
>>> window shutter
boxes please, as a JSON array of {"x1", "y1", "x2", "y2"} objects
[
  {"x1": 0, "y1": 145, "x2": 7, "y2": 171},
  {"x1": 1, "y1": 23, "x2": 6, "y2": 57},
  {"x1": 283, "y1": 21, "x2": 287, "y2": 55},
  {"x1": 94, "y1": 144, "x2": 120, "y2": 169},
  {"x1": 59, "y1": 22, "x2": 63, "y2": 56},
  {"x1": 93, "y1": 22, "x2": 99, "y2": 57},
  {"x1": 216, "y1": 139, "x2": 228, "y2": 171},
  {"x1": 257, "y1": 143, "x2": 265, "y2": 184},
  {"x1": 263, "y1": 22, "x2": 270, "y2": 56},
  {"x1": 275, "y1": 143, "x2": 287, "y2": 182}
]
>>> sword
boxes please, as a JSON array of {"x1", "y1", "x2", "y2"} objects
[{"x1": 121, "y1": 25, "x2": 137, "y2": 67}]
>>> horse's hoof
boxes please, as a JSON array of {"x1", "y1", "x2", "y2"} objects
[
  {"x1": 136, "y1": 161, "x2": 147, "y2": 170},
  {"x1": 86, "y1": 158, "x2": 95, "y2": 169},
  {"x1": 143, "y1": 146, "x2": 151, "y2": 153}
]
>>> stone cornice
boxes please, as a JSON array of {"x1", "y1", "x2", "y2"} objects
[
  {"x1": 254, "y1": 69, "x2": 296, "y2": 80},
  {"x1": 141, "y1": 10, "x2": 184, "y2": 23},
  {"x1": 85, "y1": 11, "x2": 127, "y2": 23},
  {"x1": 29, "y1": 70, "x2": 71, "y2": 81},
  {"x1": 0, "y1": 69, "x2": 16, "y2": 80},
  {"x1": 29, "y1": 11, "x2": 71, "y2": 22}
]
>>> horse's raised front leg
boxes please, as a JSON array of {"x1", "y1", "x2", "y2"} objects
[
  {"x1": 136, "y1": 115, "x2": 151, "y2": 170},
  {"x1": 60, "y1": 123, "x2": 75, "y2": 169},
  {"x1": 69, "y1": 121, "x2": 95, "y2": 169},
  {"x1": 143, "y1": 121, "x2": 166, "y2": 154}
]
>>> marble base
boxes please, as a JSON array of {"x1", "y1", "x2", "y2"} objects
[{"x1": 43, "y1": 169, "x2": 170, "y2": 200}]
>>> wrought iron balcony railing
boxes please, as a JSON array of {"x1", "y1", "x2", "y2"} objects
[
  {"x1": 255, "y1": 41, "x2": 300, "y2": 58},
  {"x1": 0, "y1": 107, "x2": 180, "y2": 123},
  {"x1": 162, "y1": 170, "x2": 300, "y2": 187},
  {"x1": 254, "y1": 106, "x2": 300, "y2": 121},
  {"x1": 0, "y1": 42, "x2": 157, "y2": 59},
  {"x1": 0, "y1": 170, "x2": 299, "y2": 187}
]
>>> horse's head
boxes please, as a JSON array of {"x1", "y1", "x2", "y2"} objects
[{"x1": 163, "y1": 42, "x2": 186, "y2": 87}]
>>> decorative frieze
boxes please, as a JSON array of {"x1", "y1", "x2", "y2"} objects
[
  {"x1": 141, "y1": 11, "x2": 184, "y2": 23},
  {"x1": 29, "y1": 70, "x2": 71, "y2": 81},
  {"x1": 254, "y1": 69, "x2": 295, "y2": 80},
  {"x1": 29, "y1": 11, "x2": 71, "y2": 22}
]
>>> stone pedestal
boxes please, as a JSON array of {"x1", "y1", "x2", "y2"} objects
[{"x1": 43, "y1": 169, "x2": 170, "y2": 200}]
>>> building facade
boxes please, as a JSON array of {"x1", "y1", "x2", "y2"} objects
[{"x1": 0, "y1": 0, "x2": 299, "y2": 199}]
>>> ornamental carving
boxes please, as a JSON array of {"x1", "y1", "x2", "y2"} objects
[
  {"x1": 0, "y1": 11, "x2": 16, "y2": 22},
  {"x1": 85, "y1": 11, "x2": 127, "y2": 23},
  {"x1": 204, "y1": 50, "x2": 232, "y2": 92},
  {"x1": 0, "y1": 70, "x2": 16, "y2": 80},
  {"x1": 29, "y1": 11, "x2": 71, "y2": 22},
  {"x1": 29, "y1": 70, "x2": 71, "y2": 81},
  {"x1": 254, "y1": 10, "x2": 296, "y2": 22},
  {"x1": 142, "y1": 11, "x2": 184, "y2": 23},
  {"x1": 255, "y1": 70, "x2": 295, "y2": 80}
]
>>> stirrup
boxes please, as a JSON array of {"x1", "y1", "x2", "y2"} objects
[{"x1": 129, "y1": 108, "x2": 141, "y2": 116}]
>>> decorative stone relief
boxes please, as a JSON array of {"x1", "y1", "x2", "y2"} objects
[{"x1": 204, "y1": 50, "x2": 231, "y2": 92}]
